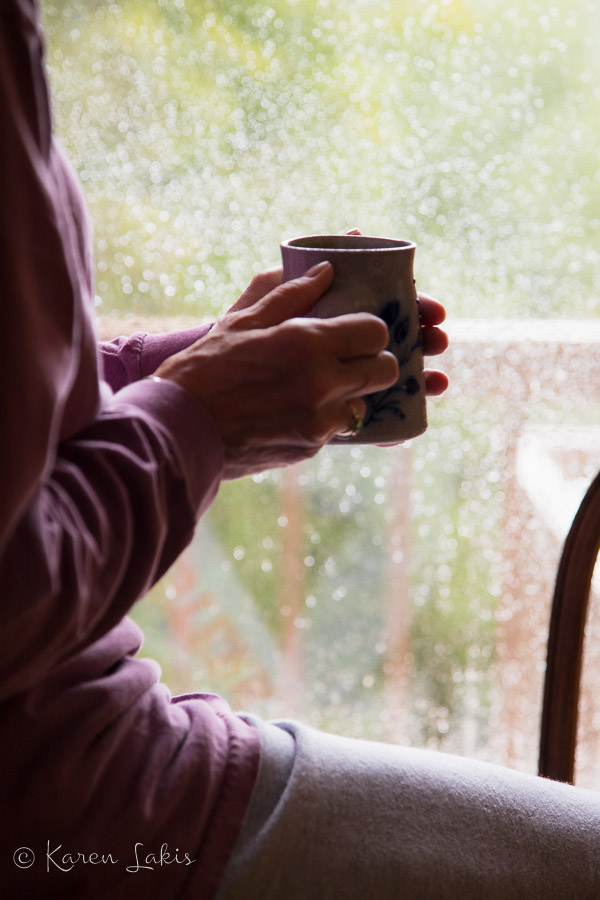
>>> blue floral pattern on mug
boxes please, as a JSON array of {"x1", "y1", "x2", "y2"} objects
[{"x1": 363, "y1": 298, "x2": 423, "y2": 429}]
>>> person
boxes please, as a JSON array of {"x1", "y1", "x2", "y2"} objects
[{"x1": 2, "y1": 2, "x2": 600, "y2": 898}]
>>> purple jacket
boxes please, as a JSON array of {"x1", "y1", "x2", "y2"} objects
[{"x1": 0, "y1": 1, "x2": 260, "y2": 896}]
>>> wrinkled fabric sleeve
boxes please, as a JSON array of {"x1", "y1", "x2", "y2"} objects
[
  {"x1": 0, "y1": 1, "x2": 224, "y2": 701},
  {"x1": 0, "y1": 0, "x2": 78, "y2": 547},
  {"x1": 100, "y1": 324, "x2": 213, "y2": 392}
]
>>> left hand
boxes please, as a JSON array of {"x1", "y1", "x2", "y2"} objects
[{"x1": 226, "y1": 269, "x2": 449, "y2": 399}]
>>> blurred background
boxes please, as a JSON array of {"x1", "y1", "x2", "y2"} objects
[{"x1": 43, "y1": 0, "x2": 600, "y2": 784}]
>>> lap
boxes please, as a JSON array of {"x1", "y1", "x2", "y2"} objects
[{"x1": 217, "y1": 716, "x2": 600, "y2": 900}]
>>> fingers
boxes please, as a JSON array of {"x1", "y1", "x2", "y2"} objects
[
  {"x1": 312, "y1": 288, "x2": 447, "y2": 362},
  {"x1": 301, "y1": 314, "x2": 398, "y2": 400},
  {"x1": 422, "y1": 325, "x2": 449, "y2": 357},
  {"x1": 250, "y1": 313, "x2": 397, "y2": 419},
  {"x1": 417, "y1": 292, "x2": 446, "y2": 326},
  {"x1": 417, "y1": 293, "x2": 448, "y2": 358},
  {"x1": 228, "y1": 266, "x2": 283, "y2": 313},
  {"x1": 317, "y1": 312, "x2": 389, "y2": 360},
  {"x1": 424, "y1": 369, "x2": 449, "y2": 396},
  {"x1": 339, "y1": 351, "x2": 399, "y2": 398},
  {"x1": 234, "y1": 271, "x2": 449, "y2": 368},
  {"x1": 231, "y1": 261, "x2": 335, "y2": 330}
]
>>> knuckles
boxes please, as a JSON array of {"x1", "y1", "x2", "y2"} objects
[
  {"x1": 277, "y1": 319, "x2": 325, "y2": 359},
  {"x1": 351, "y1": 311, "x2": 389, "y2": 336}
]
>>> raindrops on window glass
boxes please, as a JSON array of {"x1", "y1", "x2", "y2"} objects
[{"x1": 43, "y1": 0, "x2": 600, "y2": 780}]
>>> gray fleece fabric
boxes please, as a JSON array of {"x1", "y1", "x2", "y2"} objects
[{"x1": 218, "y1": 716, "x2": 600, "y2": 899}]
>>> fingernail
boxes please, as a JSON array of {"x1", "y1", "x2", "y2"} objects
[{"x1": 305, "y1": 260, "x2": 332, "y2": 277}]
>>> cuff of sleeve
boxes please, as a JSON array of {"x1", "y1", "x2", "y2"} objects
[
  {"x1": 99, "y1": 324, "x2": 213, "y2": 392},
  {"x1": 139, "y1": 324, "x2": 213, "y2": 377},
  {"x1": 109, "y1": 376, "x2": 225, "y2": 520}
]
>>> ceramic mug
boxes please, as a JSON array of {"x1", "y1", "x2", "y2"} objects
[{"x1": 280, "y1": 234, "x2": 426, "y2": 444}]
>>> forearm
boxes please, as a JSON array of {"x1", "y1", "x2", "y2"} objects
[{"x1": 0, "y1": 378, "x2": 224, "y2": 701}]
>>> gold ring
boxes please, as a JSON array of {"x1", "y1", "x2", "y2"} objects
[{"x1": 338, "y1": 401, "x2": 364, "y2": 438}]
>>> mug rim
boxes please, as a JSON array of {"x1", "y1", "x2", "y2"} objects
[{"x1": 281, "y1": 234, "x2": 416, "y2": 252}]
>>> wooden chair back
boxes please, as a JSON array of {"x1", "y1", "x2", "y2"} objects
[{"x1": 539, "y1": 470, "x2": 600, "y2": 783}]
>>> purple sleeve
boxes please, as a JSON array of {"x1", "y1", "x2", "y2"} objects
[
  {"x1": 0, "y1": 0, "x2": 77, "y2": 546},
  {"x1": 100, "y1": 324, "x2": 213, "y2": 391},
  {"x1": 0, "y1": 2, "x2": 225, "y2": 700},
  {"x1": 0, "y1": 378, "x2": 225, "y2": 701}
]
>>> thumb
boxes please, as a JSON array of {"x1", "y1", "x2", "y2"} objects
[
  {"x1": 236, "y1": 260, "x2": 334, "y2": 329},
  {"x1": 227, "y1": 266, "x2": 283, "y2": 314}
]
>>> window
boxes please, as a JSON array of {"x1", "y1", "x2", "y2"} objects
[{"x1": 44, "y1": 0, "x2": 600, "y2": 783}]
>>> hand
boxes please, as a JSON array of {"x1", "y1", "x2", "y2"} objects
[
  {"x1": 226, "y1": 232, "x2": 449, "y2": 399},
  {"x1": 156, "y1": 262, "x2": 399, "y2": 480},
  {"x1": 226, "y1": 271, "x2": 449, "y2": 398}
]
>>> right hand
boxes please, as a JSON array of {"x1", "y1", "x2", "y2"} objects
[{"x1": 155, "y1": 262, "x2": 399, "y2": 480}]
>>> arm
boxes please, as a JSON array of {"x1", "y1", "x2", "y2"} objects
[
  {"x1": 0, "y1": 0, "x2": 79, "y2": 548},
  {"x1": 0, "y1": 3, "x2": 223, "y2": 699},
  {"x1": 0, "y1": 377, "x2": 224, "y2": 701}
]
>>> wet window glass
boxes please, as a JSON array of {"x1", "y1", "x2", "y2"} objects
[{"x1": 44, "y1": 0, "x2": 600, "y2": 783}]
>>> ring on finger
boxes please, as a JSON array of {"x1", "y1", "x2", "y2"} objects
[{"x1": 338, "y1": 401, "x2": 364, "y2": 438}]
